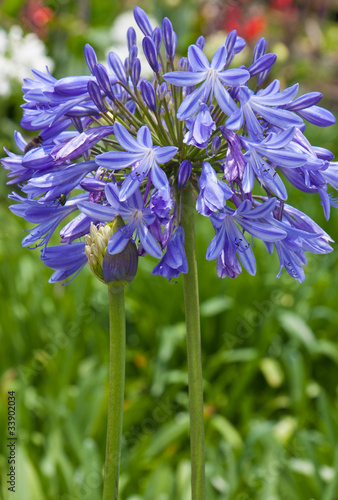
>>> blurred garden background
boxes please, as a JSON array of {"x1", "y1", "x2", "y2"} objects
[{"x1": 1, "y1": 0, "x2": 338, "y2": 498}]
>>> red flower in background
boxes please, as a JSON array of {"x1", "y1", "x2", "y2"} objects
[
  {"x1": 21, "y1": 0, "x2": 54, "y2": 39},
  {"x1": 223, "y1": 4, "x2": 267, "y2": 41}
]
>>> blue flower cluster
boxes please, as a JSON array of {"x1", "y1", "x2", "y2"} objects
[{"x1": 2, "y1": 7, "x2": 337, "y2": 283}]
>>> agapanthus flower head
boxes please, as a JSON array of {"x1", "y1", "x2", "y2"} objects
[{"x1": 2, "y1": 8, "x2": 336, "y2": 285}]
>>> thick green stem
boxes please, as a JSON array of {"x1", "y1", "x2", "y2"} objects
[
  {"x1": 103, "y1": 285, "x2": 126, "y2": 500},
  {"x1": 181, "y1": 188, "x2": 206, "y2": 500}
]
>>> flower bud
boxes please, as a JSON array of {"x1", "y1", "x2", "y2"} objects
[
  {"x1": 211, "y1": 136, "x2": 221, "y2": 156},
  {"x1": 87, "y1": 80, "x2": 106, "y2": 113},
  {"x1": 84, "y1": 43, "x2": 97, "y2": 74},
  {"x1": 152, "y1": 27, "x2": 162, "y2": 54},
  {"x1": 85, "y1": 218, "x2": 138, "y2": 286},
  {"x1": 157, "y1": 82, "x2": 168, "y2": 101},
  {"x1": 178, "y1": 57, "x2": 189, "y2": 71},
  {"x1": 127, "y1": 27, "x2": 137, "y2": 50},
  {"x1": 134, "y1": 6, "x2": 153, "y2": 36},
  {"x1": 195, "y1": 36, "x2": 205, "y2": 50},
  {"x1": 178, "y1": 160, "x2": 192, "y2": 189},
  {"x1": 142, "y1": 36, "x2": 160, "y2": 73},
  {"x1": 140, "y1": 80, "x2": 157, "y2": 111},
  {"x1": 131, "y1": 58, "x2": 141, "y2": 86}
]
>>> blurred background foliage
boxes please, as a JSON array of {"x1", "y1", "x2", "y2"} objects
[{"x1": 1, "y1": 0, "x2": 338, "y2": 499}]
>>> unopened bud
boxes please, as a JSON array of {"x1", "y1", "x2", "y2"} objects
[{"x1": 85, "y1": 217, "x2": 138, "y2": 286}]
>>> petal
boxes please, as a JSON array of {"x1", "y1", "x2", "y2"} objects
[
  {"x1": 119, "y1": 170, "x2": 147, "y2": 202},
  {"x1": 210, "y1": 45, "x2": 228, "y2": 71},
  {"x1": 163, "y1": 70, "x2": 206, "y2": 87},
  {"x1": 252, "y1": 103, "x2": 303, "y2": 128},
  {"x1": 95, "y1": 150, "x2": 144, "y2": 169},
  {"x1": 114, "y1": 122, "x2": 146, "y2": 152},
  {"x1": 259, "y1": 148, "x2": 307, "y2": 168},
  {"x1": 254, "y1": 83, "x2": 299, "y2": 106},
  {"x1": 154, "y1": 145, "x2": 178, "y2": 164},
  {"x1": 177, "y1": 83, "x2": 207, "y2": 120},
  {"x1": 188, "y1": 45, "x2": 210, "y2": 71},
  {"x1": 239, "y1": 218, "x2": 287, "y2": 241},
  {"x1": 242, "y1": 163, "x2": 255, "y2": 193},
  {"x1": 137, "y1": 126, "x2": 153, "y2": 148},
  {"x1": 213, "y1": 78, "x2": 237, "y2": 115},
  {"x1": 107, "y1": 227, "x2": 133, "y2": 254},
  {"x1": 137, "y1": 221, "x2": 162, "y2": 258},
  {"x1": 150, "y1": 162, "x2": 169, "y2": 190},
  {"x1": 261, "y1": 127, "x2": 296, "y2": 149},
  {"x1": 77, "y1": 201, "x2": 116, "y2": 221},
  {"x1": 206, "y1": 224, "x2": 227, "y2": 261},
  {"x1": 218, "y1": 68, "x2": 250, "y2": 86}
]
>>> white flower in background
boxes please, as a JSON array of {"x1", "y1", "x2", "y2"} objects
[
  {"x1": 0, "y1": 25, "x2": 54, "y2": 97},
  {"x1": 105, "y1": 10, "x2": 158, "y2": 78}
]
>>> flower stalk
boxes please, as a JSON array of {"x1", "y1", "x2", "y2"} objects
[
  {"x1": 103, "y1": 284, "x2": 126, "y2": 500},
  {"x1": 181, "y1": 187, "x2": 206, "y2": 500}
]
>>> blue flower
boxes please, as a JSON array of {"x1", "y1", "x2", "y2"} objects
[
  {"x1": 206, "y1": 198, "x2": 287, "y2": 277},
  {"x1": 78, "y1": 183, "x2": 162, "y2": 259},
  {"x1": 242, "y1": 127, "x2": 308, "y2": 199},
  {"x1": 196, "y1": 161, "x2": 233, "y2": 216},
  {"x1": 183, "y1": 101, "x2": 216, "y2": 149},
  {"x1": 95, "y1": 122, "x2": 178, "y2": 201},
  {"x1": 226, "y1": 81, "x2": 303, "y2": 140},
  {"x1": 152, "y1": 226, "x2": 188, "y2": 280},
  {"x1": 163, "y1": 44, "x2": 250, "y2": 119}
]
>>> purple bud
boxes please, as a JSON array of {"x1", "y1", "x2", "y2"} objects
[
  {"x1": 129, "y1": 45, "x2": 138, "y2": 61},
  {"x1": 134, "y1": 6, "x2": 153, "y2": 36},
  {"x1": 124, "y1": 57, "x2": 131, "y2": 76},
  {"x1": 178, "y1": 160, "x2": 192, "y2": 189},
  {"x1": 71, "y1": 116, "x2": 84, "y2": 133},
  {"x1": 248, "y1": 53, "x2": 277, "y2": 76},
  {"x1": 253, "y1": 38, "x2": 267, "y2": 61},
  {"x1": 127, "y1": 27, "x2": 137, "y2": 50},
  {"x1": 211, "y1": 136, "x2": 221, "y2": 155},
  {"x1": 152, "y1": 27, "x2": 162, "y2": 54},
  {"x1": 285, "y1": 92, "x2": 322, "y2": 111},
  {"x1": 107, "y1": 52, "x2": 127, "y2": 85},
  {"x1": 84, "y1": 44, "x2": 97, "y2": 74},
  {"x1": 93, "y1": 63, "x2": 116, "y2": 100},
  {"x1": 140, "y1": 80, "x2": 157, "y2": 111},
  {"x1": 142, "y1": 36, "x2": 160, "y2": 73},
  {"x1": 162, "y1": 17, "x2": 176, "y2": 58},
  {"x1": 87, "y1": 80, "x2": 106, "y2": 113},
  {"x1": 178, "y1": 57, "x2": 189, "y2": 71},
  {"x1": 195, "y1": 35, "x2": 205, "y2": 50},
  {"x1": 158, "y1": 82, "x2": 168, "y2": 100},
  {"x1": 131, "y1": 58, "x2": 141, "y2": 86}
]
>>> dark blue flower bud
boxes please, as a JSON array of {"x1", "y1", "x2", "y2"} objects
[
  {"x1": 152, "y1": 27, "x2": 162, "y2": 54},
  {"x1": 142, "y1": 36, "x2": 160, "y2": 73},
  {"x1": 85, "y1": 219, "x2": 138, "y2": 286},
  {"x1": 131, "y1": 58, "x2": 141, "y2": 86},
  {"x1": 178, "y1": 57, "x2": 189, "y2": 71},
  {"x1": 158, "y1": 82, "x2": 168, "y2": 100},
  {"x1": 93, "y1": 63, "x2": 116, "y2": 100},
  {"x1": 129, "y1": 44, "x2": 138, "y2": 61},
  {"x1": 178, "y1": 160, "x2": 192, "y2": 189},
  {"x1": 195, "y1": 35, "x2": 205, "y2": 50},
  {"x1": 211, "y1": 136, "x2": 221, "y2": 156},
  {"x1": 124, "y1": 57, "x2": 131, "y2": 76},
  {"x1": 71, "y1": 116, "x2": 84, "y2": 133},
  {"x1": 162, "y1": 17, "x2": 176, "y2": 58},
  {"x1": 84, "y1": 44, "x2": 97, "y2": 74},
  {"x1": 248, "y1": 53, "x2": 277, "y2": 77},
  {"x1": 108, "y1": 52, "x2": 127, "y2": 85},
  {"x1": 253, "y1": 37, "x2": 267, "y2": 61},
  {"x1": 134, "y1": 6, "x2": 153, "y2": 36},
  {"x1": 87, "y1": 80, "x2": 106, "y2": 113},
  {"x1": 140, "y1": 80, "x2": 157, "y2": 111},
  {"x1": 127, "y1": 27, "x2": 137, "y2": 50}
]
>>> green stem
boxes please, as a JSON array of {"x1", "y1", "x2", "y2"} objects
[
  {"x1": 181, "y1": 188, "x2": 206, "y2": 500},
  {"x1": 103, "y1": 284, "x2": 126, "y2": 500}
]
